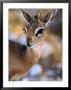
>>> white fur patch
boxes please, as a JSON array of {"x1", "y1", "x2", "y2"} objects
[
  {"x1": 41, "y1": 42, "x2": 54, "y2": 57},
  {"x1": 30, "y1": 42, "x2": 54, "y2": 58}
]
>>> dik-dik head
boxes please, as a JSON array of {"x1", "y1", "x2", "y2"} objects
[
  {"x1": 9, "y1": 9, "x2": 61, "y2": 46},
  {"x1": 20, "y1": 9, "x2": 62, "y2": 48}
]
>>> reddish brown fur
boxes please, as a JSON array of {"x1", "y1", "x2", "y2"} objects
[{"x1": 9, "y1": 41, "x2": 38, "y2": 80}]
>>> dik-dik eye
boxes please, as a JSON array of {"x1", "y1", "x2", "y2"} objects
[
  {"x1": 23, "y1": 27, "x2": 27, "y2": 33},
  {"x1": 35, "y1": 28, "x2": 44, "y2": 37}
]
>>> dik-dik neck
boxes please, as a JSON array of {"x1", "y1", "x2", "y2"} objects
[{"x1": 9, "y1": 41, "x2": 37, "y2": 80}]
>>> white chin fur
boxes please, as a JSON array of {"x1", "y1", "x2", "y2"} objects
[
  {"x1": 30, "y1": 42, "x2": 54, "y2": 58},
  {"x1": 41, "y1": 42, "x2": 54, "y2": 57}
]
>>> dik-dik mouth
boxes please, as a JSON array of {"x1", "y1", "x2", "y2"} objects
[
  {"x1": 29, "y1": 41, "x2": 42, "y2": 48},
  {"x1": 27, "y1": 36, "x2": 42, "y2": 47}
]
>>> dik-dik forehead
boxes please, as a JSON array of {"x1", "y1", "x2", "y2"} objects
[
  {"x1": 27, "y1": 27, "x2": 35, "y2": 36},
  {"x1": 25, "y1": 21, "x2": 44, "y2": 36}
]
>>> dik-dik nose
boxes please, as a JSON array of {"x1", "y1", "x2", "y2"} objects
[{"x1": 27, "y1": 36, "x2": 35, "y2": 47}]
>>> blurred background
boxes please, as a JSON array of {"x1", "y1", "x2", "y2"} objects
[{"x1": 9, "y1": 9, "x2": 62, "y2": 81}]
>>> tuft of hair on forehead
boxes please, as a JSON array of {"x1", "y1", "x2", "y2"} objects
[{"x1": 29, "y1": 15, "x2": 38, "y2": 29}]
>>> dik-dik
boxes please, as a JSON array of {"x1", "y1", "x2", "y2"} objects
[{"x1": 9, "y1": 9, "x2": 62, "y2": 81}]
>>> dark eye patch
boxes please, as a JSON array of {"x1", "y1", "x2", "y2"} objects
[
  {"x1": 37, "y1": 29, "x2": 43, "y2": 34},
  {"x1": 35, "y1": 29, "x2": 44, "y2": 37}
]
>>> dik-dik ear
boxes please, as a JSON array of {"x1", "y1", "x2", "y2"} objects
[
  {"x1": 44, "y1": 9, "x2": 58, "y2": 27},
  {"x1": 36, "y1": 11, "x2": 45, "y2": 27},
  {"x1": 36, "y1": 10, "x2": 58, "y2": 27},
  {"x1": 36, "y1": 10, "x2": 53, "y2": 27},
  {"x1": 20, "y1": 9, "x2": 32, "y2": 24}
]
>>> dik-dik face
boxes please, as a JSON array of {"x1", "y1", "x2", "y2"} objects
[
  {"x1": 23, "y1": 18, "x2": 46, "y2": 47},
  {"x1": 21, "y1": 9, "x2": 57, "y2": 47},
  {"x1": 9, "y1": 9, "x2": 61, "y2": 47}
]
